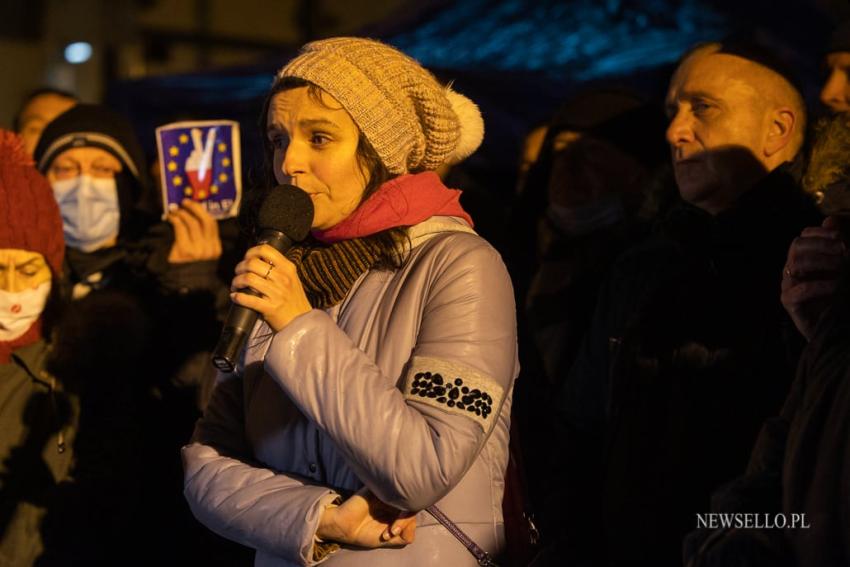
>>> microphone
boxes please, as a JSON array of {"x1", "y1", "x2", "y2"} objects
[{"x1": 211, "y1": 185, "x2": 314, "y2": 372}]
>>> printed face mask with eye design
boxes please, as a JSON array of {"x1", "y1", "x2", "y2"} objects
[{"x1": 0, "y1": 281, "x2": 51, "y2": 341}]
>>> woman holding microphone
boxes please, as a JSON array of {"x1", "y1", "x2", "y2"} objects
[{"x1": 184, "y1": 37, "x2": 517, "y2": 566}]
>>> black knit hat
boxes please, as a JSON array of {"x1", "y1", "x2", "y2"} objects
[
  {"x1": 547, "y1": 88, "x2": 668, "y2": 169},
  {"x1": 34, "y1": 104, "x2": 145, "y2": 182},
  {"x1": 714, "y1": 37, "x2": 805, "y2": 98},
  {"x1": 33, "y1": 104, "x2": 155, "y2": 242}
]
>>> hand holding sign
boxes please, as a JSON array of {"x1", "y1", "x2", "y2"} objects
[{"x1": 167, "y1": 199, "x2": 222, "y2": 264}]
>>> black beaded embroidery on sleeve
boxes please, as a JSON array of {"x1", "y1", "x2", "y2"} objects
[{"x1": 410, "y1": 371, "x2": 494, "y2": 419}]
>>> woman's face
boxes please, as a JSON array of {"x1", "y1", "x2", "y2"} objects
[
  {"x1": 0, "y1": 249, "x2": 51, "y2": 293},
  {"x1": 267, "y1": 87, "x2": 368, "y2": 230},
  {"x1": 45, "y1": 146, "x2": 122, "y2": 252},
  {"x1": 0, "y1": 249, "x2": 51, "y2": 341}
]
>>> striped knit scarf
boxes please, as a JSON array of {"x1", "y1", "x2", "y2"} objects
[
  {"x1": 285, "y1": 236, "x2": 388, "y2": 309},
  {"x1": 287, "y1": 172, "x2": 472, "y2": 308}
]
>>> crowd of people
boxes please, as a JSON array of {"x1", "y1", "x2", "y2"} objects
[{"x1": 1, "y1": 19, "x2": 850, "y2": 567}]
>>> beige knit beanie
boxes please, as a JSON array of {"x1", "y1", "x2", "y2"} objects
[{"x1": 277, "y1": 37, "x2": 484, "y2": 174}]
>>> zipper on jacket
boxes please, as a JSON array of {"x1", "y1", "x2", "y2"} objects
[{"x1": 43, "y1": 370, "x2": 66, "y2": 454}]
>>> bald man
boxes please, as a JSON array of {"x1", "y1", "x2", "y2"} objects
[
  {"x1": 548, "y1": 42, "x2": 821, "y2": 567},
  {"x1": 678, "y1": 24, "x2": 850, "y2": 566},
  {"x1": 665, "y1": 43, "x2": 806, "y2": 214}
]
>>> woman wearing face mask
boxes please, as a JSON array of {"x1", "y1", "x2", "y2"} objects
[
  {"x1": 33, "y1": 104, "x2": 225, "y2": 297},
  {"x1": 183, "y1": 38, "x2": 517, "y2": 566},
  {"x1": 31, "y1": 105, "x2": 239, "y2": 561},
  {"x1": 521, "y1": 90, "x2": 670, "y2": 384},
  {"x1": 33, "y1": 105, "x2": 152, "y2": 294},
  {"x1": 515, "y1": 91, "x2": 671, "y2": 550},
  {"x1": 33, "y1": 102, "x2": 234, "y2": 386},
  {"x1": 0, "y1": 130, "x2": 75, "y2": 566}
]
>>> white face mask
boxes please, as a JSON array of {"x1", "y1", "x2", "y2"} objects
[
  {"x1": 0, "y1": 280, "x2": 51, "y2": 341},
  {"x1": 51, "y1": 174, "x2": 120, "y2": 252}
]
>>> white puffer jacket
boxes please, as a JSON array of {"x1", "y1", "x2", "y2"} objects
[{"x1": 183, "y1": 217, "x2": 518, "y2": 566}]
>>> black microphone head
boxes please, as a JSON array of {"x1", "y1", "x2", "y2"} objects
[{"x1": 258, "y1": 184, "x2": 314, "y2": 241}]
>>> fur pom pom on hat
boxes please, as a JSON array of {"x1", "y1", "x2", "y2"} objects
[
  {"x1": 0, "y1": 130, "x2": 64, "y2": 274},
  {"x1": 278, "y1": 37, "x2": 484, "y2": 174}
]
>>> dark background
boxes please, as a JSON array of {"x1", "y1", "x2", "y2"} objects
[{"x1": 2, "y1": 0, "x2": 845, "y2": 197}]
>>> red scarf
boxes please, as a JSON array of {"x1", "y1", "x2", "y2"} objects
[{"x1": 312, "y1": 172, "x2": 473, "y2": 243}]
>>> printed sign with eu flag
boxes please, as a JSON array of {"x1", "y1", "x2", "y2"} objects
[{"x1": 155, "y1": 120, "x2": 241, "y2": 219}]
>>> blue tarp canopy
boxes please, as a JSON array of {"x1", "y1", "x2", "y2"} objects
[{"x1": 108, "y1": 0, "x2": 829, "y2": 190}]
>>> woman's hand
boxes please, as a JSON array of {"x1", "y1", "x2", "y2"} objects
[
  {"x1": 230, "y1": 244, "x2": 312, "y2": 332},
  {"x1": 317, "y1": 489, "x2": 416, "y2": 548},
  {"x1": 167, "y1": 199, "x2": 223, "y2": 263},
  {"x1": 781, "y1": 216, "x2": 848, "y2": 341}
]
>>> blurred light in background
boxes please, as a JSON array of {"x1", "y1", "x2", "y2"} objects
[{"x1": 64, "y1": 41, "x2": 92, "y2": 64}]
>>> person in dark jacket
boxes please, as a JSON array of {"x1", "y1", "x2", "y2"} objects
[
  {"x1": 30, "y1": 105, "x2": 245, "y2": 563},
  {"x1": 548, "y1": 41, "x2": 820, "y2": 567},
  {"x1": 33, "y1": 103, "x2": 230, "y2": 398},
  {"x1": 682, "y1": 71, "x2": 850, "y2": 565},
  {"x1": 0, "y1": 130, "x2": 72, "y2": 567},
  {"x1": 681, "y1": 214, "x2": 849, "y2": 567},
  {"x1": 524, "y1": 89, "x2": 669, "y2": 391},
  {"x1": 516, "y1": 90, "x2": 670, "y2": 537}
]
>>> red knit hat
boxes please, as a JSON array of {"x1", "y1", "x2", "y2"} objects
[{"x1": 0, "y1": 130, "x2": 64, "y2": 274}]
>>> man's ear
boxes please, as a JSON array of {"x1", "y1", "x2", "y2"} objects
[{"x1": 764, "y1": 107, "x2": 796, "y2": 158}]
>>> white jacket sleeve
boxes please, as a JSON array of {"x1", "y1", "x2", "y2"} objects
[
  {"x1": 182, "y1": 370, "x2": 340, "y2": 565},
  {"x1": 264, "y1": 241, "x2": 517, "y2": 511}
]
